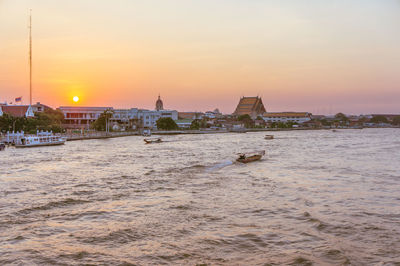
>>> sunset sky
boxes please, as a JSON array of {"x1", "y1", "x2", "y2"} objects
[{"x1": 0, "y1": 0, "x2": 399, "y2": 114}]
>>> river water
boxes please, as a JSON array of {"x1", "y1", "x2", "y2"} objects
[{"x1": 0, "y1": 128, "x2": 399, "y2": 265}]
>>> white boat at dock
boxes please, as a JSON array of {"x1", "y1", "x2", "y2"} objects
[
  {"x1": 4, "y1": 130, "x2": 66, "y2": 148},
  {"x1": 16, "y1": 135, "x2": 66, "y2": 148}
]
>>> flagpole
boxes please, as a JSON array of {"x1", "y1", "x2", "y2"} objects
[{"x1": 29, "y1": 9, "x2": 32, "y2": 106}]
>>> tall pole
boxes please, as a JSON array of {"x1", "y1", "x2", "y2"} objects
[{"x1": 29, "y1": 9, "x2": 32, "y2": 106}]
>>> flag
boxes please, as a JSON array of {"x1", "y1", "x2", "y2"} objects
[{"x1": 15, "y1": 96, "x2": 22, "y2": 102}]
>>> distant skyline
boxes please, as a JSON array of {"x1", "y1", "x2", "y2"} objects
[{"x1": 1, "y1": 0, "x2": 400, "y2": 115}]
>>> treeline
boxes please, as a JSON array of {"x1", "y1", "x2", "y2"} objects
[{"x1": 0, "y1": 109, "x2": 65, "y2": 133}]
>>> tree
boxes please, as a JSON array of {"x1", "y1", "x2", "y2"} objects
[
  {"x1": 156, "y1": 117, "x2": 178, "y2": 130},
  {"x1": 91, "y1": 109, "x2": 113, "y2": 131},
  {"x1": 334, "y1": 113, "x2": 348, "y2": 122},
  {"x1": 237, "y1": 114, "x2": 254, "y2": 128},
  {"x1": 320, "y1": 119, "x2": 332, "y2": 127},
  {"x1": 190, "y1": 119, "x2": 200, "y2": 130},
  {"x1": 0, "y1": 109, "x2": 65, "y2": 133},
  {"x1": 370, "y1": 115, "x2": 388, "y2": 124},
  {"x1": 392, "y1": 116, "x2": 400, "y2": 125}
]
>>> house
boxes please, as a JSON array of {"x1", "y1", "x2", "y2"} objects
[{"x1": 233, "y1": 96, "x2": 266, "y2": 119}]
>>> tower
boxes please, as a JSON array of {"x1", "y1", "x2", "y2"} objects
[{"x1": 155, "y1": 95, "x2": 164, "y2": 111}]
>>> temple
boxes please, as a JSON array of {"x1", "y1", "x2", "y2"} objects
[{"x1": 233, "y1": 96, "x2": 266, "y2": 118}]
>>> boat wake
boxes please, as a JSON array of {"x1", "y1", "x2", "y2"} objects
[{"x1": 206, "y1": 160, "x2": 233, "y2": 172}]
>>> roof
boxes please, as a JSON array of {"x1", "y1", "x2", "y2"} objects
[
  {"x1": 178, "y1": 112, "x2": 204, "y2": 119},
  {"x1": 233, "y1": 97, "x2": 266, "y2": 116},
  {"x1": 263, "y1": 112, "x2": 310, "y2": 118},
  {"x1": 1, "y1": 105, "x2": 30, "y2": 117}
]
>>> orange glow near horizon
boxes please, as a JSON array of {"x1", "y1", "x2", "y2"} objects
[{"x1": 0, "y1": 1, "x2": 400, "y2": 114}]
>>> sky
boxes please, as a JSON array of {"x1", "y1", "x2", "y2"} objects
[{"x1": 0, "y1": 0, "x2": 399, "y2": 115}]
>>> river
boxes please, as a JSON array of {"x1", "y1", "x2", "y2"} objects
[{"x1": 1, "y1": 128, "x2": 399, "y2": 265}]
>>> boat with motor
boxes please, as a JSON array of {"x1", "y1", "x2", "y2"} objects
[
  {"x1": 144, "y1": 137, "x2": 162, "y2": 144},
  {"x1": 236, "y1": 150, "x2": 265, "y2": 163},
  {"x1": 265, "y1": 135, "x2": 274, "y2": 140},
  {"x1": 15, "y1": 134, "x2": 66, "y2": 148}
]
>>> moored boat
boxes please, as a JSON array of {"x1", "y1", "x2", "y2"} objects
[
  {"x1": 144, "y1": 138, "x2": 162, "y2": 144},
  {"x1": 15, "y1": 134, "x2": 66, "y2": 148},
  {"x1": 236, "y1": 150, "x2": 265, "y2": 163},
  {"x1": 265, "y1": 135, "x2": 274, "y2": 139}
]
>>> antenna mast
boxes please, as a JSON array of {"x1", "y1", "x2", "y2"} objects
[{"x1": 29, "y1": 9, "x2": 32, "y2": 106}]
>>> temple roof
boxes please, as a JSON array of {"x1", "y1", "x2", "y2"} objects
[{"x1": 233, "y1": 96, "x2": 266, "y2": 117}]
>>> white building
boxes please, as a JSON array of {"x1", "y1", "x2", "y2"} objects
[
  {"x1": 58, "y1": 96, "x2": 178, "y2": 130},
  {"x1": 204, "y1": 108, "x2": 222, "y2": 119},
  {"x1": 58, "y1": 106, "x2": 112, "y2": 129},
  {"x1": 263, "y1": 112, "x2": 311, "y2": 124},
  {"x1": 111, "y1": 108, "x2": 178, "y2": 130}
]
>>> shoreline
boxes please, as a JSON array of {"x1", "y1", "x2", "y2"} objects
[{"x1": 60, "y1": 127, "x2": 398, "y2": 141}]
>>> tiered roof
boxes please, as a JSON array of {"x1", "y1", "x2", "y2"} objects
[{"x1": 233, "y1": 96, "x2": 266, "y2": 117}]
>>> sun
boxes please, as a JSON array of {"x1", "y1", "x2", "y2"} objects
[{"x1": 73, "y1": 96, "x2": 79, "y2": 102}]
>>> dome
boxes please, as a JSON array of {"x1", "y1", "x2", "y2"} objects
[{"x1": 156, "y1": 95, "x2": 164, "y2": 111}]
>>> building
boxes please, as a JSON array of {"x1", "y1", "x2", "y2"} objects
[
  {"x1": 178, "y1": 112, "x2": 204, "y2": 120},
  {"x1": 111, "y1": 108, "x2": 178, "y2": 130},
  {"x1": 58, "y1": 106, "x2": 112, "y2": 129},
  {"x1": 32, "y1": 102, "x2": 52, "y2": 113},
  {"x1": 204, "y1": 108, "x2": 222, "y2": 119},
  {"x1": 155, "y1": 95, "x2": 164, "y2": 111},
  {"x1": 176, "y1": 119, "x2": 193, "y2": 129},
  {"x1": 263, "y1": 112, "x2": 311, "y2": 124},
  {"x1": 0, "y1": 105, "x2": 34, "y2": 118},
  {"x1": 233, "y1": 96, "x2": 266, "y2": 119}
]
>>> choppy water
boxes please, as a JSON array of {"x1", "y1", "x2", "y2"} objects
[{"x1": 1, "y1": 128, "x2": 399, "y2": 265}]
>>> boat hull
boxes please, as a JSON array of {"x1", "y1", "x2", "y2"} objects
[
  {"x1": 236, "y1": 154, "x2": 263, "y2": 163},
  {"x1": 15, "y1": 141, "x2": 66, "y2": 148}
]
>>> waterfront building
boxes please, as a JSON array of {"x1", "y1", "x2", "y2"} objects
[
  {"x1": 58, "y1": 106, "x2": 112, "y2": 129},
  {"x1": 263, "y1": 112, "x2": 311, "y2": 124},
  {"x1": 176, "y1": 119, "x2": 193, "y2": 129},
  {"x1": 178, "y1": 112, "x2": 204, "y2": 120},
  {"x1": 111, "y1": 108, "x2": 178, "y2": 130},
  {"x1": 233, "y1": 96, "x2": 266, "y2": 119},
  {"x1": 0, "y1": 105, "x2": 34, "y2": 118}
]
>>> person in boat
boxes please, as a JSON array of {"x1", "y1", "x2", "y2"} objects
[{"x1": 238, "y1": 154, "x2": 246, "y2": 160}]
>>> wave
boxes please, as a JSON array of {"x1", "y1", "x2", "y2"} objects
[{"x1": 18, "y1": 198, "x2": 89, "y2": 214}]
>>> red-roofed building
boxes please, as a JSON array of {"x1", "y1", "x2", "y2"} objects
[{"x1": 0, "y1": 105, "x2": 34, "y2": 118}]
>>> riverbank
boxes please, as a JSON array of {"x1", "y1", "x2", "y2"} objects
[
  {"x1": 61, "y1": 127, "x2": 366, "y2": 141},
  {"x1": 64, "y1": 131, "x2": 140, "y2": 141}
]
